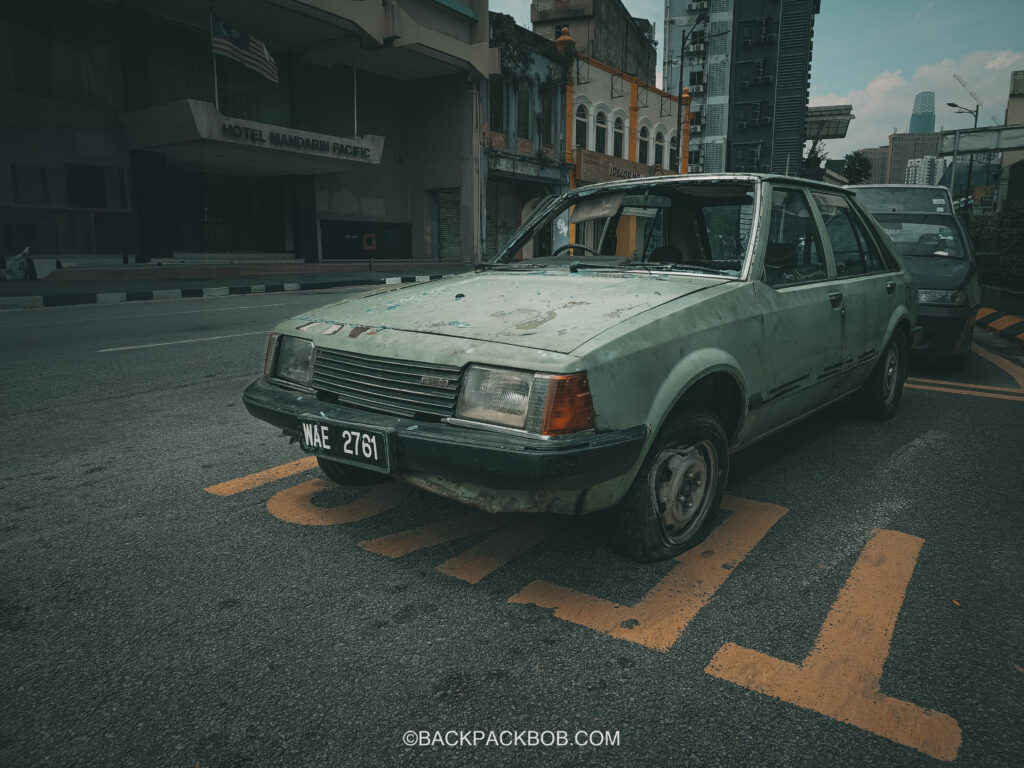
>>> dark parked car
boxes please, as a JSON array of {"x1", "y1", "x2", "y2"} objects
[{"x1": 851, "y1": 184, "x2": 981, "y2": 369}]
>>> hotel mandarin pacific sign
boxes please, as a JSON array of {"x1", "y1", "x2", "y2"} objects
[{"x1": 220, "y1": 121, "x2": 374, "y2": 160}]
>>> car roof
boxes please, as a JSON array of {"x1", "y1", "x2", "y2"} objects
[{"x1": 565, "y1": 173, "x2": 856, "y2": 200}]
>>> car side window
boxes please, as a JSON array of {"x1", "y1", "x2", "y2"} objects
[
  {"x1": 764, "y1": 189, "x2": 827, "y2": 287},
  {"x1": 813, "y1": 192, "x2": 887, "y2": 276}
]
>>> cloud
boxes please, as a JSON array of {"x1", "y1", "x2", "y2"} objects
[{"x1": 810, "y1": 49, "x2": 1022, "y2": 157}]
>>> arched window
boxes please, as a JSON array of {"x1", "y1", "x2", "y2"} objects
[
  {"x1": 638, "y1": 126, "x2": 650, "y2": 165},
  {"x1": 575, "y1": 105, "x2": 587, "y2": 149},
  {"x1": 654, "y1": 132, "x2": 664, "y2": 166},
  {"x1": 612, "y1": 117, "x2": 624, "y2": 158},
  {"x1": 670, "y1": 135, "x2": 679, "y2": 171},
  {"x1": 517, "y1": 80, "x2": 531, "y2": 139},
  {"x1": 595, "y1": 111, "x2": 607, "y2": 153},
  {"x1": 489, "y1": 76, "x2": 505, "y2": 133}
]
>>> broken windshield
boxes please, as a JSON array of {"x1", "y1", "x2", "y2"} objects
[{"x1": 491, "y1": 182, "x2": 755, "y2": 278}]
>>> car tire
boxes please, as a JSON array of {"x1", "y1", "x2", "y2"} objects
[
  {"x1": 607, "y1": 407, "x2": 728, "y2": 563},
  {"x1": 948, "y1": 325, "x2": 974, "y2": 372},
  {"x1": 317, "y1": 456, "x2": 387, "y2": 486},
  {"x1": 858, "y1": 329, "x2": 908, "y2": 420}
]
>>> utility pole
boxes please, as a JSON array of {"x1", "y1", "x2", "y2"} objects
[
  {"x1": 675, "y1": 12, "x2": 707, "y2": 173},
  {"x1": 947, "y1": 100, "x2": 979, "y2": 216}
]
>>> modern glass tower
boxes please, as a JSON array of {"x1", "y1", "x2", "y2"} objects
[{"x1": 910, "y1": 91, "x2": 936, "y2": 133}]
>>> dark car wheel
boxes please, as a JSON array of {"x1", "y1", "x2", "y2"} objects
[
  {"x1": 608, "y1": 407, "x2": 728, "y2": 563},
  {"x1": 858, "y1": 329, "x2": 908, "y2": 420},
  {"x1": 948, "y1": 325, "x2": 974, "y2": 372},
  {"x1": 317, "y1": 456, "x2": 387, "y2": 486}
]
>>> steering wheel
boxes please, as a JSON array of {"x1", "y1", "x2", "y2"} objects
[{"x1": 551, "y1": 242, "x2": 600, "y2": 258}]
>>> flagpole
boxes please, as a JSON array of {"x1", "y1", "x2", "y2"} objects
[{"x1": 209, "y1": 1, "x2": 220, "y2": 111}]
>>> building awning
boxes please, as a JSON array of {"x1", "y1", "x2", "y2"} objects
[
  {"x1": 119, "y1": 99, "x2": 384, "y2": 176},
  {"x1": 805, "y1": 105, "x2": 855, "y2": 141}
]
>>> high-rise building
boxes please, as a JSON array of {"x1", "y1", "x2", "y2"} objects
[
  {"x1": 909, "y1": 91, "x2": 936, "y2": 133},
  {"x1": 663, "y1": 0, "x2": 820, "y2": 174},
  {"x1": 886, "y1": 132, "x2": 941, "y2": 183},
  {"x1": 859, "y1": 146, "x2": 889, "y2": 184},
  {"x1": 905, "y1": 155, "x2": 948, "y2": 185}
]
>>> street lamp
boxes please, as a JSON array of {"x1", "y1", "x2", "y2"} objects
[
  {"x1": 947, "y1": 101, "x2": 979, "y2": 213},
  {"x1": 675, "y1": 12, "x2": 708, "y2": 173}
]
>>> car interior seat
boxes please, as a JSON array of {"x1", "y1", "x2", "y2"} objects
[{"x1": 649, "y1": 245, "x2": 685, "y2": 264}]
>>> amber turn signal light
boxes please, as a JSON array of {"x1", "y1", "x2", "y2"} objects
[{"x1": 541, "y1": 373, "x2": 595, "y2": 435}]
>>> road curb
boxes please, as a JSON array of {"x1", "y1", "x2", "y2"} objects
[
  {"x1": 976, "y1": 307, "x2": 1024, "y2": 347},
  {"x1": 0, "y1": 274, "x2": 456, "y2": 310}
]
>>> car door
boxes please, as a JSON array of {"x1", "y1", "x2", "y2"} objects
[
  {"x1": 749, "y1": 185, "x2": 847, "y2": 433},
  {"x1": 811, "y1": 190, "x2": 902, "y2": 391}
]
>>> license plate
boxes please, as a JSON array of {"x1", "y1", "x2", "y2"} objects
[{"x1": 299, "y1": 420, "x2": 389, "y2": 472}]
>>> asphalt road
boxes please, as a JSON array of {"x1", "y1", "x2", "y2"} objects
[{"x1": 1, "y1": 290, "x2": 1022, "y2": 767}]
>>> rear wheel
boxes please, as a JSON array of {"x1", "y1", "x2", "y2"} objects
[
  {"x1": 948, "y1": 325, "x2": 974, "y2": 372},
  {"x1": 317, "y1": 456, "x2": 387, "y2": 486},
  {"x1": 858, "y1": 330, "x2": 907, "y2": 419},
  {"x1": 608, "y1": 408, "x2": 728, "y2": 562}
]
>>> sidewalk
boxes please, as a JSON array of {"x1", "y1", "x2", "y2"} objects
[{"x1": 0, "y1": 260, "x2": 474, "y2": 309}]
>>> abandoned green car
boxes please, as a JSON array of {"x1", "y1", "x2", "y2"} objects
[{"x1": 244, "y1": 174, "x2": 919, "y2": 562}]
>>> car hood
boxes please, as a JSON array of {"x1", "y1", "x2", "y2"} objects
[
  {"x1": 902, "y1": 255, "x2": 973, "y2": 291},
  {"x1": 295, "y1": 271, "x2": 726, "y2": 354}
]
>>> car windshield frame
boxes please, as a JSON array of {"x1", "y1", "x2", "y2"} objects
[{"x1": 488, "y1": 180, "x2": 758, "y2": 279}]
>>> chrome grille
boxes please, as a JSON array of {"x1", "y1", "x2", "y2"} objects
[{"x1": 312, "y1": 348, "x2": 462, "y2": 418}]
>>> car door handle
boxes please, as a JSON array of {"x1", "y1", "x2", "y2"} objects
[
  {"x1": 886, "y1": 281, "x2": 896, "y2": 294},
  {"x1": 828, "y1": 291, "x2": 843, "y2": 307}
]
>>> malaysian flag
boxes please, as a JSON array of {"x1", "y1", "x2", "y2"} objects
[{"x1": 212, "y1": 15, "x2": 278, "y2": 83}]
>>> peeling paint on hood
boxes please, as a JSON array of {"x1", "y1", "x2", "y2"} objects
[{"x1": 301, "y1": 271, "x2": 728, "y2": 354}]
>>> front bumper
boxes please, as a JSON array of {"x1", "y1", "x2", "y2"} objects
[
  {"x1": 243, "y1": 377, "x2": 647, "y2": 492},
  {"x1": 913, "y1": 306, "x2": 976, "y2": 358}
]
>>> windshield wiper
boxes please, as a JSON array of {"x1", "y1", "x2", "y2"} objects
[{"x1": 647, "y1": 263, "x2": 729, "y2": 275}]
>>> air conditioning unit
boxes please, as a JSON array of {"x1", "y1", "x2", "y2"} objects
[
  {"x1": 737, "y1": 121, "x2": 747, "y2": 130},
  {"x1": 686, "y1": 43, "x2": 706, "y2": 53},
  {"x1": 690, "y1": 84, "x2": 705, "y2": 94},
  {"x1": 690, "y1": 164, "x2": 704, "y2": 173},
  {"x1": 761, "y1": 74, "x2": 773, "y2": 85},
  {"x1": 691, "y1": 125, "x2": 703, "y2": 134},
  {"x1": 687, "y1": 1, "x2": 708, "y2": 10}
]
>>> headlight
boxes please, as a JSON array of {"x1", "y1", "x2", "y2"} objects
[
  {"x1": 917, "y1": 289, "x2": 968, "y2": 307},
  {"x1": 272, "y1": 335, "x2": 314, "y2": 385},
  {"x1": 456, "y1": 366, "x2": 595, "y2": 435}
]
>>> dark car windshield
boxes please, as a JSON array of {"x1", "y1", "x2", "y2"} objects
[
  {"x1": 872, "y1": 213, "x2": 968, "y2": 259},
  {"x1": 853, "y1": 187, "x2": 952, "y2": 214},
  {"x1": 490, "y1": 182, "x2": 755, "y2": 277}
]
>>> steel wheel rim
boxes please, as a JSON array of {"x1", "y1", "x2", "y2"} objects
[
  {"x1": 882, "y1": 342, "x2": 900, "y2": 404},
  {"x1": 649, "y1": 439, "x2": 718, "y2": 545}
]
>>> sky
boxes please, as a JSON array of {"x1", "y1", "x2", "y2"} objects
[{"x1": 489, "y1": 0, "x2": 1023, "y2": 159}]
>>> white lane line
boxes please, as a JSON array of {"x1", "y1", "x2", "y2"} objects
[{"x1": 98, "y1": 330, "x2": 268, "y2": 352}]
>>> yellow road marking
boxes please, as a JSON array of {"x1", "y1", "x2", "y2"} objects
[
  {"x1": 437, "y1": 518, "x2": 564, "y2": 584},
  {"x1": 907, "y1": 376, "x2": 1022, "y2": 394},
  {"x1": 971, "y1": 342, "x2": 1024, "y2": 390},
  {"x1": 360, "y1": 514, "x2": 505, "y2": 557},
  {"x1": 975, "y1": 307, "x2": 997, "y2": 321},
  {"x1": 906, "y1": 383, "x2": 1024, "y2": 402},
  {"x1": 508, "y1": 497, "x2": 786, "y2": 652},
  {"x1": 987, "y1": 314, "x2": 1022, "y2": 333},
  {"x1": 706, "y1": 529, "x2": 961, "y2": 762},
  {"x1": 205, "y1": 456, "x2": 318, "y2": 496},
  {"x1": 266, "y1": 478, "x2": 408, "y2": 525}
]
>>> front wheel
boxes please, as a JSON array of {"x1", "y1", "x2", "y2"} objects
[
  {"x1": 858, "y1": 330, "x2": 908, "y2": 419},
  {"x1": 607, "y1": 408, "x2": 729, "y2": 562}
]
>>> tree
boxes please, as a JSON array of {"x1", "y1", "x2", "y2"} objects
[
  {"x1": 803, "y1": 138, "x2": 827, "y2": 169},
  {"x1": 843, "y1": 150, "x2": 873, "y2": 185}
]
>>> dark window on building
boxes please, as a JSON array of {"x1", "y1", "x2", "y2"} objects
[
  {"x1": 639, "y1": 127, "x2": 650, "y2": 164},
  {"x1": 541, "y1": 87, "x2": 554, "y2": 145},
  {"x1": 65, "y1": 164, "x2": 127, "y2": 209},
  {"x1": 595, "y1": 112, "x2": 607, "y2": 153},
  {"x1": 654, "y1": 132, "x2": 664, "y2": 166},
  {"x1": 689, "y1": 71, "x2": 704, "y2": 86},
  {"x1": 688, "y1": 149, "x2": 701, "y2": 165},
  {"x1": 490, "y1": 76, "x2": 505, "y2": 133},
  {"x1": 613, "y1": 117, "x2": 624, "y2": 158},
  {"x1": 517, "y1": 80, "x2": 531, "y2": 139},
  {"x1": 670, "y1": 135, "x2": 679, "y2": 171},
  {"x1": 575, "y1": 105, "x2": 587, "y2": 148},
  {"x1": 145, "y1": 17, "x2": 214, "y2": 106}
]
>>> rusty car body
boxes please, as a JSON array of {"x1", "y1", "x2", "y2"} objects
[{"x1": 244, "y1": 174, "x2": 919, "y2": 561}]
